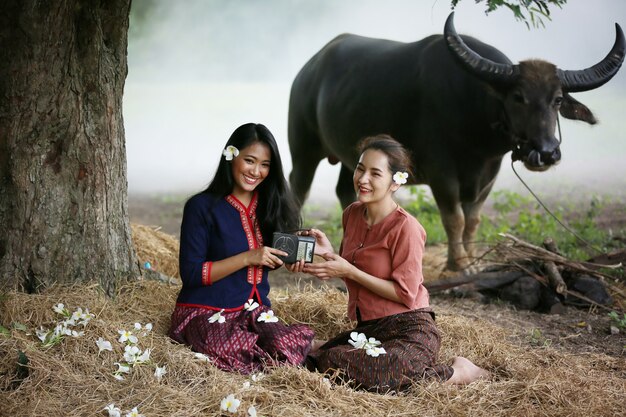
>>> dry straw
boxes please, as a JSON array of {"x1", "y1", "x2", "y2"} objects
[
  {"x1": 2, "y1": 282, "x2": 625, "y2": 416},
  {"x1": 131, "y1": 224, "x2": 180, "y2": 279},
  {"x1": 1, "y1": 227, "x2": 625, "y2": 416}
]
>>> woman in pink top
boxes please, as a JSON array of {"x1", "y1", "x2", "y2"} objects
[{"x1": 291, "y1": 135, "x2": 488, "y2": 392}]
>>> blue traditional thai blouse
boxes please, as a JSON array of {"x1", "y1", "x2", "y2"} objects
[{"x1": 175, "y1": 191, "x2": 270, "y2": 311}]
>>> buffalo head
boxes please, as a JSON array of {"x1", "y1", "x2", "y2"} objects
[{"x1": 445, "y1": 13, "x2": 625, "y2": 172}]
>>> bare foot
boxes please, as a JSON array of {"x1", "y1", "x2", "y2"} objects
[
  {"x1": 310, "y1": 339, "x2": 326, "y2": 354},
  {"x1": 444, "y1": 356, "x2": 490, "y2": 385}
]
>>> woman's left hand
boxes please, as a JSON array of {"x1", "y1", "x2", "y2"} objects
[{"x1": 303, "y1": 252, "x2": 353, "y2": 280}]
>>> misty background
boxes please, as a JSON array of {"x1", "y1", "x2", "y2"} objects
[{"x1": 124, "y1": 0, "x2": 626, "y2": 205}]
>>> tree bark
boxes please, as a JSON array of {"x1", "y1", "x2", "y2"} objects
[{"x1": 0, "y1": 0, "x2": 139, "y2": 294}]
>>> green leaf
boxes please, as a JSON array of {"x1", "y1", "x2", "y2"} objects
[{"x1": 12, "y1": 322, "x2": 28, "y2": 332}]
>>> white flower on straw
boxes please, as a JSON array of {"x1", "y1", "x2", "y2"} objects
[
  {"x1": 220, "y1": 394, "x2": 241, "y2": 413},
  {"x1": 70, "y1": 329, "x2": 84, "y2": 338},
  {"x1": 96, "y1": 337, "x2": 113, "y2": 353},
  {"x1": 104, "y1": 403, "x2": 121, "y2": 417},
  {"x1": 114, "y1": 362, "x2": 131, "y2": 374},
  {"x1": 251, "y1": 372, "x2": 264, "y2": 382},
  {"x1": 53, "y1": 303, "x2": 68, "y2": 316},
  {"x1": 118, "y1": 329, "x2": 138, "y2": 344},
  {"x1": 222, "y1": 145, "x2": 239, "y2": 161},
  {"x1": 257, "y1": 310, "x2": 279, "y2": 323},
  {"x1": 348, "y1": 332, "x2": 367, "y2": 349},
  {"x1": 134, "y1": 322, "x2": 142, "y2": 331},
  {"x1": 193, "y1": 352, "x2": 211, "y2": 362},
  {"x1": 137, "y1": 348, "x2": 152, "y2": 364},
  {"x1": 248, "y1": 405, "x2": 260, "y2": 417},
  {"x1": 244, "y1": 299, "x2": 259, "y2": 312},
  {"x1": 208, "y1": 309, "x2": 226, "y2": 324},
  {"x1": 36, "y1": 327, "x2": 49, "y2": 343},
  {"x1": 242, "y1": 381, "x2": 251, "y2": 389},
  {"x1": 154, "y1": 365, "x2": 167, "y2": 381},
  {"x1": 125, "y1": 407, "x2": 144, "y2": 417},
  {"x1": 393, "y1": 171, "x2": 408, "y2": 185},
  {"x1": 123, "y1": 345, "x2": 141, "y2": 364},
  {"x1": 71, "y1": 307, "x2": 94, "y2": 326}
]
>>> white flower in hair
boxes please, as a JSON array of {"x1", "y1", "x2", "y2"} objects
[
  {"x1": 222, "y1": 145, "x2": 239, "y2": 161},
  {"x1": 393, "y1": 171, "x2": 408, "y2": 185}
]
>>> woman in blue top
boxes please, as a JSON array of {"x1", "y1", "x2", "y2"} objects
[{"x1": 169, "y1": 123, "x2": 314, "y2": 373}]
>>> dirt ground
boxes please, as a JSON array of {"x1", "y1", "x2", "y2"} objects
[{"x1": 129, "y1": 193, "x2": 626, "y2": 359}]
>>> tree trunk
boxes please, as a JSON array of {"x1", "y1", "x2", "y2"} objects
[{"x1": 0, "y1": 0, "x2": 139, "y2": 294}]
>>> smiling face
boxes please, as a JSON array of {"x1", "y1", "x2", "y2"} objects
[
  {"x1": 230, "y1": 141, "x2": 271, "y2": 200},
  {"x1": 353, "y1": 149, "x2": 399, "y2": 204}
]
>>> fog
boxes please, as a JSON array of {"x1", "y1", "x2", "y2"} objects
[{"x1": 124, "y1": 0, "x2": 626, "y2": 203}]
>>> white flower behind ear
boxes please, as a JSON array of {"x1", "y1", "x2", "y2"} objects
[
  {"x1": 223, "y1": 145, "x2": 240, "y2": 161},
  {"x1": 393, "y1": 171, "x2": 408, "y2": 185}
]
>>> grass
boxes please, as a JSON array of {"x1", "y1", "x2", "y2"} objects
[{"x1": 401, "y1": 187, "x2": 626, "y2": 263}]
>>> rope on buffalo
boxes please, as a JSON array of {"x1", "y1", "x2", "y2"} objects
[{"x1": 510, "y1": 116, "x2": 605, "y2": 256}]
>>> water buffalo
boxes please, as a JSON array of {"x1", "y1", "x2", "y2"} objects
[{"x1": 287, "y1": 12, "x2": 625, "y2": 271}]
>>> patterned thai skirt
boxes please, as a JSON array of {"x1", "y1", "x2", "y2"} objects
[
  {"x1": 169, "y1": 305, "x2": 315, "y2": 374},
  {"x1": 306, "y1": 308, "x2": 454, "y2": 392}
]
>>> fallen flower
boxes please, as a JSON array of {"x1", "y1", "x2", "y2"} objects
[
  {"x1": 245, "y1": 299, "x2": 259, "y2": 311},
  {"x1": 220, "y1": 394, "x2": 241, "y2": 413},
  {"x1": 104, "y1": 403, "x2": 121, "y2": 417},
  {"x1": 193, "y1": 352, "x2": 211, "y2": 362},
  {"x1": 209, "y1": 309, "x2": 226, "y2": 324},
  {"x1": 257, "y1": 310, "x2": 279, "y2": 323},
  {"x1": 118, "y1": 329, "x2": 138, "y2": 344},
  {"x1": 96, "y1": 337, "x2": 113, "y2": 353},
  {"x1": 348, "y1": 332, "x2": 367, "y2": 349},
  {"x1": 155, "y1": 365, "x2": 167, "y2": 381},
  {"x1": 125, "y1": 406, "x2": 144, "y2": 417},
  {"x1": 366, "y1": 346, "x2": 387, "y2": 357}
]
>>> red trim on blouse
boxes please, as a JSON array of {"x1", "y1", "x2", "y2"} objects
[
  {"x1": 225, "y1": 192, "x2": 264, "y2": 285},
  {"x1": 201, "y1": 261, "x2": 213, "y2": 286},
  {"x1": 176, "y1": 302, "x2": 244, "y2": 313}
]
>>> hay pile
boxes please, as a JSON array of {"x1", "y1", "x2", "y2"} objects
[
  {"x1": 131, "y1": 224, "x2": 180, "y2": 279},
  {"x1": 1, "y1": 281, "x2": 625, "y2": 417}
]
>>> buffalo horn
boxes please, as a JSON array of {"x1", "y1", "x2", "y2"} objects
[
  {"x1": 557, "y1": 23, "x2": 625, "y2": 92},
  {"x1": 444, "y1": 12, "x2": 519, "y2": 85}
]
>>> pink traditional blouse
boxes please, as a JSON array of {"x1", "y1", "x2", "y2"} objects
[{"x1": 340, "y1": 202, "x2": 430, "y2": 322}]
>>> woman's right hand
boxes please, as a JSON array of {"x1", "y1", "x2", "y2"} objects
[
  {"x1": 299, "y1": 228, "x2": 334, "y2": 256},
  {"x1": 244, "y1": 246, "x2": 288, "y2": 269}
]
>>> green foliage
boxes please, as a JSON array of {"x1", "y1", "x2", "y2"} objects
[
  {"x1": 399, "y1": 187, "x2": 624, "y2": 262},
  {"x1": 608, "y1": 311, "x2": 626, "y2": 329},
  {"x1": 401, "y1": 186, "x2": 448, "y2": 244},
  {"x1": 479, "y1": 191, "x2": 620, "y2": 260},
  {"x1": 301, "y1": 203, "x2": 345, "y2": 251},
  {"x1": 528, "y1": 328, "x2": 552, "y2": 347},
  {"x1": 451, "y1": 0, "x2": 568, "y2": 28}
]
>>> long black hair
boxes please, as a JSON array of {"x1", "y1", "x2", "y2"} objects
[{"x1": 203, "y1": 123, "x2": 301, "y2": 243}]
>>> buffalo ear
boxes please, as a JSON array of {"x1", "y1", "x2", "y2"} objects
[{"x1": 560, "y1": 93, "x2": 597, "y2": 125}]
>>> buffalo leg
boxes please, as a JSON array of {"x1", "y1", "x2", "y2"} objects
[
  {"x1": 438, "y1": 204, "x2": 470, "y2": 271},
  {"x1": 336, "y1": 164, "x2": 356, "y2": 209},
  {"x1": 461, "y1": 179, "x2": 495, "y2": 262},
  {"x1": 461, "y1": 200, "x2": 485, "y2": 261}
]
